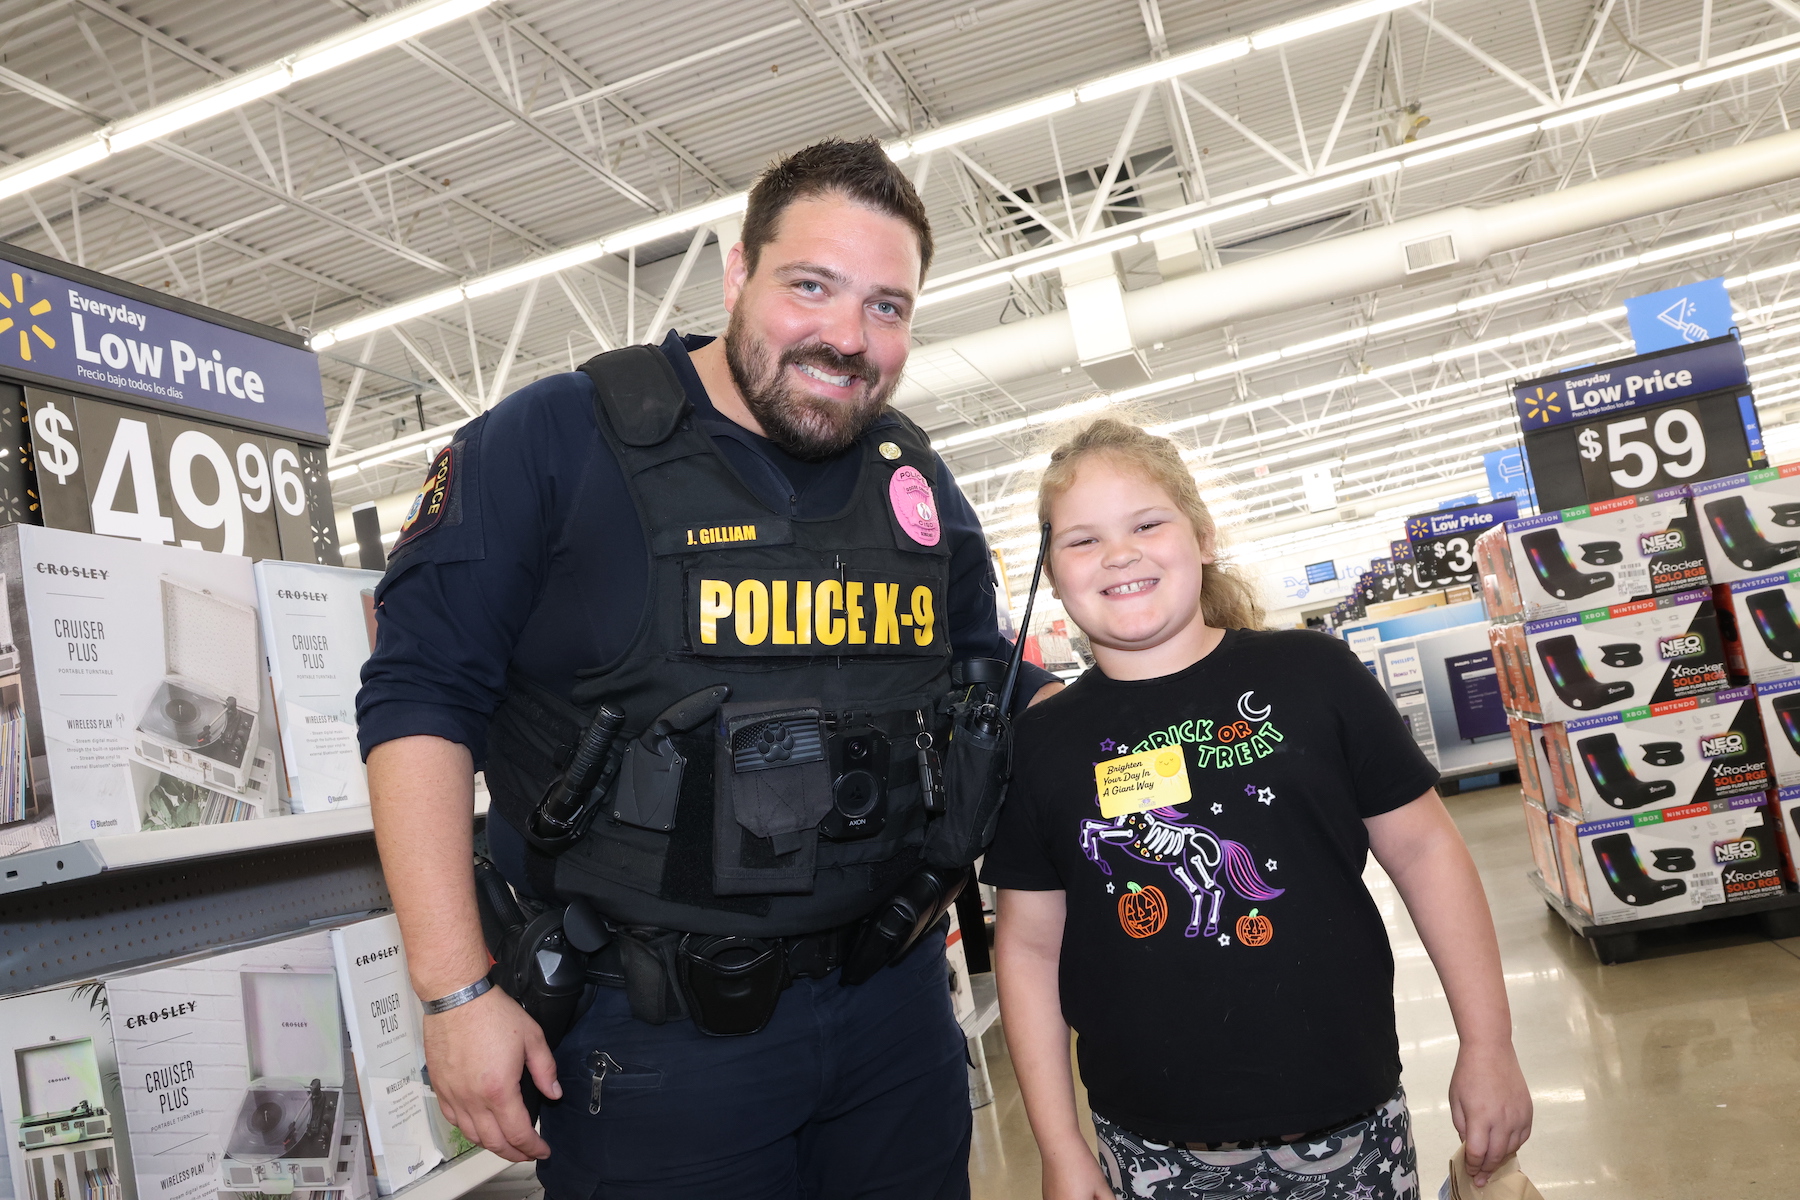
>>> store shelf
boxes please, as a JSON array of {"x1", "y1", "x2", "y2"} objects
[
  {"x1": 391, "y1": 1148, "x2": 511, "y2": 1200},
  {"x1": 0, "y1": 787, "x2": 489, "y2": 895},
  {"x1": 959, "y1": 971, "x2": 999, "y2": 1039},
  {"x1": 1530, "y1": 870, "x2": 1800, "y2": 964}
]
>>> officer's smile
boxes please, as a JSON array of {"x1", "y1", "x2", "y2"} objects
[{"x1": 791, "y1": 359, "x2": 863, "y2": 396}]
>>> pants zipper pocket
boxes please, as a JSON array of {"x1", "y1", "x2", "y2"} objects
[{"x1": 587, "y1": 1050, "x2": 621, "y2": 1114}]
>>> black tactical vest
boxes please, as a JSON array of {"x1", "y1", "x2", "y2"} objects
[{"x1": 484, "y1": 346, "x2": 957, "y2": 937}]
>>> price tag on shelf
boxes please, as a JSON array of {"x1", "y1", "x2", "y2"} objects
[{"x1": 25, "y1": 387, "x2": 335, "y2": 562}]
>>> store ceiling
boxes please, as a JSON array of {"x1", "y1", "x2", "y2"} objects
[{"x1": 6, "y1": 0, "x2": 1800, "y2": 585}]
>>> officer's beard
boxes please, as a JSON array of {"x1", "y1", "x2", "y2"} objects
[{"x1": 724, "y1": 314, "x2": 894, "y2": 462}]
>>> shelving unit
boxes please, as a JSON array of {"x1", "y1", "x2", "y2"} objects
[
  {"x1": 1531, "y1": 870, "x2": 1800, "y2": 963},
  {"x1": 0, "y1": 791, "x2": 488, "y2": 895}
]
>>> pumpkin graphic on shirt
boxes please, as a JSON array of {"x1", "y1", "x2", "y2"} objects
[
  {"x1": 1236, "y1": 908, "x2": 1274, "y2": 946},
  {"x1": 1118, "y1": 882, "x2": 1168, "y2": 938}
]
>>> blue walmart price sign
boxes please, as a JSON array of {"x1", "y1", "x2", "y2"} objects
[{"x1": 1513, "y1": 335, "x2": 1761, "y2": 510}]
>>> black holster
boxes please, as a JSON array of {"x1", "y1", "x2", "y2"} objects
[{"x1": 921, "y1": 699, "x2": 1013, "y2": 869}]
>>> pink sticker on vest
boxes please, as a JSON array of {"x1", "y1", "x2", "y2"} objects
[{"x1": 889, "y1": 465, "x2": 941, "y2": 546}]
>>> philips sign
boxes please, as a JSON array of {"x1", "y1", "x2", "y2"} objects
[{"x1": 0, "y1": 249, "x2": 327, "y2": 441}]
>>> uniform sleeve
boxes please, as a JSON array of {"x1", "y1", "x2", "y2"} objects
[
  {"x1": 935, "y1": 459, "x2": 1059, "y2": 711},
  {"x1": 977, "y1": 709, "x2": 1066, "y2": 890},
  {"x1": 1314, "y1": 633, "x2": 1443, "y2": 818},
  {"x1": 355, "y1": 374, "x2": 594, "y2": 763}
]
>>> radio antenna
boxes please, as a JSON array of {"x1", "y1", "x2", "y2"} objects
[{"x1": 998, "y1": 522, "x2": 1053, "y2": 715}]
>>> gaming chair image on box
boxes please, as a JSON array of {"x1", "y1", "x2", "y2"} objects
[
  {"x1": 1745, "y1": 589, "x2": 1800, "y2": 663},
  {"x1": 1536, "y1": 635, "x2": 1635, "y2": 711},
  {"x1": 1575, "y1": 732, "x2": 1678, "y2": 809},
  {"x1": 1702, "y1": 496, "x2": 1800, "y2": 572},
  {"x1": 1519, "y1": 528, "x2": 1614, "y2": 600},
  {"x1": 1591, "y1": 832, "x2": 1687, "y2": 906},
  {"x1": 1770, "y1": 692, "x2": 1800, "y2": 755}
]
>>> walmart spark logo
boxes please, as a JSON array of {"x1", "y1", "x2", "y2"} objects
[
  {"x1": 1520, "y1": 385, "x2": 1561, "y2": 426},
  {"x1": 0, "y1": 273, "x2": 55, "y2": 362},
  {"x1": 1404, "y1": 516, "x2": 1432, "y2": 540}
]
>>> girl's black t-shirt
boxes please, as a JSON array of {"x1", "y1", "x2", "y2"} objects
[{"x1": 980, "y1": 628, "x2": 1440, "y2": 1145}]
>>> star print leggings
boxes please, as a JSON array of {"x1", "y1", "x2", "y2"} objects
[{"x1": 1091, "y1": 1085, "x2": 1419, "y2": 1199}]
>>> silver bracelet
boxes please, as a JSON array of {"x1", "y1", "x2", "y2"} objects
[{"x1": 423, "y1": 976, "x2": 492, "y2": 1015}]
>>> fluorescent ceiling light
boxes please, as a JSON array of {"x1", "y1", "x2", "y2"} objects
[
  {"x1": 1142, "y1": 198, "x2": 1271, "y2": 239},
  {"x1": 292, "y1": 0, "x2": 495, "y2": 79},
  {"x1": 1683, "y1": 44, "x2": 1800, "y2": 90},
  {"x1": 916, "y1": 274, "x2": 1015, "y2": 309},
  {"x1": 1272, "y1": 161, "x2": 1400, "y2": 205},
  {"x1": 0, "y1": 140, "x2": 108, "y2": 199},
  {"x1": 1540, "y1": 83, "x2": 1680, "y2": 128},
  {"x1": 1405, "y1": 124, "x2": 1540, "y2": 166},
  {"x1": 1250, "y1": 0, "x2": 1420, "y2": 49},
  {"x1": 1074, "y1": 39, "x2": 1250, "y2": 102},
  {"x1": 315, "y1": 286, "x2": 464, "y2": 348},
  {"x1": 605, "y1": 192, "x2": 748, "y2": 253},
  {"x1": 107, "y1": 66, "x2": 294, "y2": 151},
  {"x1": 464, "y1": 240, "x2": 606, "y2": 298},
  {"x1": 0, "y1": 0, "x2": 497, "y2": 201},
  {"x1": 1012, "y1": 235, "x2": 1139, "y2": 279},
  {"x1": 906, "y1": 93, "x2": 1076, "y2": 156}
]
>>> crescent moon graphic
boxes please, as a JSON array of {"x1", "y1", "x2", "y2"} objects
[{"x1": 1237, "y1": 691, "x2": 1271, "y2": 722}]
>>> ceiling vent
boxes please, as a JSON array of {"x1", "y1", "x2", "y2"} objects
[{"x1": 1402, "y1": 232, "x2": 1458, "y2": 273}]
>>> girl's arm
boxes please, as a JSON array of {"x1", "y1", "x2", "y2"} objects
[
  {"x1": 1366, "y1": 791, "x2": 1533, "y2": 1188},
  {"x1": 994, "y1": 888, "x2": 1112, "y2": 1200}
]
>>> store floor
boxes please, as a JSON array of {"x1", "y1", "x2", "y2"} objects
[{"x1": 969, "y1": 783, "x2": 1800, "y2": 1199}]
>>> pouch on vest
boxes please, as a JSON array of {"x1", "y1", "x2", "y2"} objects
[
  {"x1": 610, "y1": 735, "x2": 686, "y2": 832},
  {"x1": 922, "y1": 708, "x2": 1012, "y2": 869},
  {"x1": 712, "y1": 699, "x2": 832, "y2": 894}
]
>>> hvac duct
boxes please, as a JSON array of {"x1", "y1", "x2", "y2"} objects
[{"x1": 898, "y1": 125, "x2": 1800, "y2": 405}]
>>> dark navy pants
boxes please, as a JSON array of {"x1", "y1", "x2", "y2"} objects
[{"x1": 536, "y1": 930, "x2": 972, "y2": 1200}]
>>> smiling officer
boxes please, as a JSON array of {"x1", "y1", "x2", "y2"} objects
[{"x1": 359, "y1": 138, "x2": 1059, "y2": 1199}]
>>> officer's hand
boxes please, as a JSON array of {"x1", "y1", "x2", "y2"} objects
[{"x1": 423, "y1": 986, "x2": 562, "y2": 1162}]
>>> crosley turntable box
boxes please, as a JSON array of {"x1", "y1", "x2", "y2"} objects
[
  {"x1": 0, "y1": 525, "x2": 287, "y2": 853},
  {"x1": 329, "y1": 915, "x2": 445, "y2": 1195},
  {"x1": 105, "y1": 928, "x2": 366, "y2": 1200},
  {"x1": 0, "y1": 984, "x2": 133, "y2": 1200},
  {"x1": 254, "y1": 561, "x2": 381, "y2": 815}
]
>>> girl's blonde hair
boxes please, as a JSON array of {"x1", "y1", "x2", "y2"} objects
[{"x1": 1037, "y1": 417, "x2": 1264, "y2": 630}]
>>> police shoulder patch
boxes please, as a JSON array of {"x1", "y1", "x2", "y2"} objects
[{"x1": 394, "y1": 444, "x2": 455, "y2": 551}]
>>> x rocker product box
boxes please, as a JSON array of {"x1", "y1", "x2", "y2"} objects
[
  {"x1": 1487, "y1": 622, "x2": 1541, "y2": 717},
  {"x1": 1560, "y1": 794, "x2": 1785, "y2": 925},
  {"x1": 0, "y1": 525, "x2": 286, "y2": 854},
  {"x1": 1774, "y1": 784, "x2": 1800, "y2": 885},
  {"x1": 1714, "y1": 568, "x2": 1800, "y2": 684},
  {"x1": 1474, "y1": 523, "x2": 1521, "y2": 622},
  {"x1": 0, "y1": 984, "x2": 133, "y2": 1200},
  {"x1": 1754, "y1": 676, "x2": 1800, "y2": 788},
  {"x1": 1486, "y1": 488, "x2": 1709, "y2": 621},
  {"x1": 103, "y1": 927, "x2": 368, "y2": 1200},
  {"x1": 328, "y1": 915, "x2": 446, "y2": 1194},
  {"x1": 1540, "y1": 686, "x2": 1771, "y2": 821},
  {"x1": 1689, "y1": 462, "x2": 1800, "y2": 586},
  {"x1": 1514, "y1": 589, "x2": 1728, "y2": 723},
  {"x1": 253, "y1": 562, "x2": 382, "y2": 814}
]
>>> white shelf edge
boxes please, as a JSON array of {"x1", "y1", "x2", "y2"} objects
[
  {"x1": 389, "y1": 1148, "x2": 510, "y2": 1200},
  {"x1": 0, "y1": 786, "x2": 489, "y2": 891}
]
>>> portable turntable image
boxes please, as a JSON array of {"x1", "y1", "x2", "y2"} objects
[
  {"x1": 12, "y1": 1038, "x2": 117, "y2": 1200},
  {"x1": 132, "y1": 577, "x2": 265, "y2": 797},
  {"x1": 219, "y1": 970, "x2": 348, "y2": 1196}
]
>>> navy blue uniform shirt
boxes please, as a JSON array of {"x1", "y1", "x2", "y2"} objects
[{"x1": 358, "y1": 330, "x2": 1050, "y2": 773}]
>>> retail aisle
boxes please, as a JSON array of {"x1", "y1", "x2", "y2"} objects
[{"x1": 969, "y1": 783, "x2": 1800, "y2": 1199}]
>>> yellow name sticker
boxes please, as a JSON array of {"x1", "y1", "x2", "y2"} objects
[{"x1": 1095, "y1": 746, "x2": 1191, "y2": 817}]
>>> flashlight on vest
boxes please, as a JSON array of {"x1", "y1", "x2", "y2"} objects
[{"x1": 530, "y1": 702, "x2": 627, "y2": 850}]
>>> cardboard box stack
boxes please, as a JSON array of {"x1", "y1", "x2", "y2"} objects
[{"x1": 1476, "y1": 483, "x2": 1796, "y2": 924}]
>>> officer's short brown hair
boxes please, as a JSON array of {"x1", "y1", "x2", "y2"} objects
[{"x1": 740, "y1": 137, "x2": 933, "y2": 280}]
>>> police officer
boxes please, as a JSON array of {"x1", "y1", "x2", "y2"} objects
[{"x1": 360, "y1": 138, "x2": 1060, "y2": 1199}]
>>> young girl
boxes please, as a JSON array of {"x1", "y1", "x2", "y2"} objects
[{"x1": 983, "y1": 419, "x2": 1532, "y2": 1199}]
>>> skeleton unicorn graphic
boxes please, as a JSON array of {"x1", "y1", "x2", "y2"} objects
[{"x1": 1080, "y1": 690, "x2": 1285, "y2": 938}]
